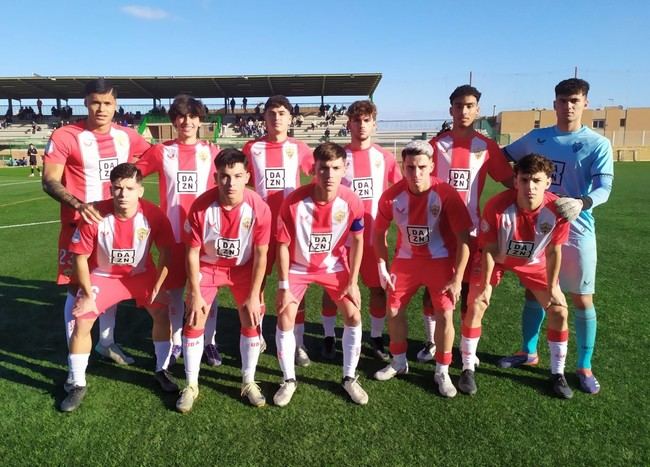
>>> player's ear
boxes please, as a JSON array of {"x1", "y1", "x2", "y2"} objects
[
  {"x1": 449, "y1": 106, "x2": 453, "y2": 117},
  {"x1": 138, "y1": 184, "x2": 145, "y2": 198},
  {"x1": 244, "y1": 171, "x2": 250, "y2": 184}
]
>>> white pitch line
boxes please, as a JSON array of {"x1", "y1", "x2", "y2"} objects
[
  {"x1": 0, "y1": 220, "x2": 59, "y2": 230},
  {"x1": 0, "y1": 180, "x2": 43, "y2": 188},
  {"x1": 0, "y1": 196, "x2": 48, "y2": 208}
]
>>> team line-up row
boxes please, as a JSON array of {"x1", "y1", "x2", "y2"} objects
[{"x1": 39, "y1": 78, "x2": 612, "y2": 412}]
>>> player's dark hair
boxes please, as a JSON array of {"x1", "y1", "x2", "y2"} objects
[
  {"x1": 85, "y1": 78, "x2": 117, "y2": 97},
  {"x1": 169, "y1": 94, "x2": 206, "y2": 122},
  {"x1": 110, "y1": 163, "x2": 143, "y2": 183},
  {"x1": 314, "y1": 142, "x2": 347, "y2": 162},
  {"x1": 449, "y1": 85, "x2": 481, "y2": 104},
  {"x1": 346, "y1": 100, "x2": 377, "y2": 120},
  {"x1": 514, "y1": 154, "x2": 554, "y2": 177},
  {"x1": 215, "y1": 148, "x2": 248, "y2": 170},
  {"x1": 264, "y1": 95, "x2": 292, "y2": 114},
  {"x1": 555, "y1": 78, "x2": 590, "y2": 97}
]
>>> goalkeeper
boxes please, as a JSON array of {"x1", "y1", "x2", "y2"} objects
[{"x1": 500, "y1": 78, "x2": 613, "y2": 395}]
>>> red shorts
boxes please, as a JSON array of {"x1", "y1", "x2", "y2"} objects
[
  {"x1": 347, "y1": 244, "x2": 381, "y2": 289},
  {"x1": 198, "y1": 262, "x2": 253, "y2": 307},
  {"x1": 76, "y1": 268, "x2": 164, "y2": 319},
  {"x1": 57, "y1": 223, "x2": 77, "y2": 285},
  {"x1": 388, "y1": 257, "x2": 455, "y2": 311},
  {"x1": 163, "y1": 242, "x2": 187, "y2": 289},
  {"x1": 469, "y1": 254, "x2": 548, "y2": 290},
  {"x1": 289, "y1": 269, "x2": 351, "y2": 304}
]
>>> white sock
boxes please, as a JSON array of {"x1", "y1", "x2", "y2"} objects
[
  {"x1": 460, "y1": 336, "x2": 480, "y2": 371},
  {"x1": 548, "y1": 340, "x2": 568, "y2": 375},
  {"x1": 64, "y1": 292, "x2": 75, "y2": 346},
  {"x1": 294, "y1": 323, "x2": 305, "y2": 348},
  {"x1": 168, "y1": 288, "x2": 185, "y2": 347},
  {"x1": 153, "y1": 340, "x2": 172, "y2": 371},
  {"x1": 240, "y1": 334, "x2": 261, "y2": 383},
  {"x1": 275, "y1": 327, "x2": 296, "y2": 381},
  {"x1": 183, "y1": 334, "x2": 204, "y2": 386},
  {"x1": 392, "y1": 352, "x2": 407, "y2": 369},
  {"x1": 342, "y1": 324, "x2": 362, "y2": 379},
  {"x1": 69, "y1": 353, "x2": 90, "y2": 387},
  {"x1": 423, "y1": 314, "x2": 436, "y2": 343},
  {"x1": 99, "y1": 305, "x2": 117, "y2": 346},
  {"x1": 370, "y1": 316, "x2": 385, "y2": 338},
  {"x1": 204, "y1": 301, "x2": 218, "y2": 346},
  {"x1": 322, "y1": 315, "x2": 336, "y2": 337},
  {"x1": 435, "y1": 363, "x2": 449, "y2": 375}
]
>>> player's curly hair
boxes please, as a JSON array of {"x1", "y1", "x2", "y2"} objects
[
  {"x1": 169, "y1": 94, "x2": 206, "y2": 122},
  {"x1": 110, "y1": 163, "x2": 143, "y2": 183},
  {"x1": 514, "y1": 153, "x2": 554, "y2": 177},
  {"x1": 214, "y1": 148, "x2": 248, "y2": 169},
  {"x1": 346, "y1": 100, "x2": 377, "y2": 120}
]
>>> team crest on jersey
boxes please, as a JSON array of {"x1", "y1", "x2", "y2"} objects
[
  {"x1": 334, "y1": 210, "x2": 346, "y2": 224},
  {"x1": 539, "y1": 222, "x2": 553, "y2": 235},
  {"x1": 184, "y1": 220, "x2": 192, "y2": 233},
  {"x1": 480, "y1": 219, "x2": 490, "y2": 233},
  {"x1": 242, "y1": 217, "x2": 252, "y2": 230},
  {"x1": 284, "y1": 146, "x2": 295, "y2": 158},
  {"x1": 115, "y1": 133, "x2": 128, "y2": 148},
  {"x1": 473, "y1": 150, "x2": 486, "y2": 160},
  {"x1": 137, "y1": 227, "x2": 149, "y2": 241},
  {"x1": 572, "y1": 142, "x2": 584, "y2": 153},
  {"x1": 198, "y1": 148, "x2": 210, "y2": 162},
  {"x1": 374, "y1": 158, "x2": 382, "y2": 168},
  {"x1": 430, "y1": 204, "x2": 441, "y2": 217}
]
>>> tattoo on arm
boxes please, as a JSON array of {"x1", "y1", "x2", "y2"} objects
[{"x1": 42, "y1": 178, "x2": 81, "y2": 210}]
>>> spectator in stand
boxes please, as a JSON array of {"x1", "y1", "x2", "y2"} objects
[
  {"x1": 293, "y1": 104, "x2": 300, "y2": 116},
  {"x1": 319, "y1": 103, "x2": 326, "y2": 117},
  {"x1": 332, "y1": 105, "x2": 338, "y2": 115},
  {"x1": 242, "y1": 97, "x2": 248, "y2": 113},
  {"x1": 230, "y1": 98, "x2": 236, "y2": 114},
  {"x1": 255, "y1": 104, "x2": 262, "y2": 116},
  {"x1": 37, "y1": 99, "x2": 43, "y2": 116},
  {"x1": 296, "y1": 114, "x2": 304, "y2": 127}
]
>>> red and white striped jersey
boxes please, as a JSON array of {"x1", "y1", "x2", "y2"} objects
[
  {"x1": 44, "y1": 122, "x2": 151, "y2": 225},
  {"x1": 375, "y1": 178, "x2": 473, "y2": 260},
  {"x1": 69, "y1": 199, "x2": 174, "y2": 278},
  {"x1": 136, "y1": 140, "x2": 219, "y2": 242},
  {"x1": 184, "y1": 188, "x2": 271, "y2": 267},
  {"x1": 343, "y1": 143, "x2": 402, "y2": 245},
  {"x1": 430, "y1": 131, "x2": 512, "y2": 235},
  {"x1": 479, "y1": 190, "x2": 569, "y2": 270},
  {"x1": 242, "y1": 137, "x2": 313, "y2": 218},
  {"x1": 277, "y1": 184, "x2": 364, "y2": 274}
]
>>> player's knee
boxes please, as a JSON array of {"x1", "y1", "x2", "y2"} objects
[{"x1": 570, "y1": 293, "x2": 593, "y2": 309}]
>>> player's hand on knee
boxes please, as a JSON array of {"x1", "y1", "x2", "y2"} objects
[
  {"x1": 243, "y1": 295, "x2": 261, "y2": 327},
  {"x1": 441, "y1": 279, "x2": 462, "y2": 306},
  {"x1": 546, "y1": 285, "x2": 568, "y2": 310},
  {"x1": 72, "y1": 294, "x2": 97, "y2": 317},
  {"x1": 377, "y1": 260, "x2": 395, "y2": 291},
  {"x1": 475, "y1": 285, "x2": 492, "y2": 308},
  {"x1": 186, "y1": 294, "x2": 208, "y2": 327},
  {"x1": 340, "y1": 283, "x2": 361, "y2": 309},
  {"x1": 555, "y1": 197, "x2": 583, "y2": 222},
  {"x1": 276, "y1": 289, "x2": 298, "y2": 316}
]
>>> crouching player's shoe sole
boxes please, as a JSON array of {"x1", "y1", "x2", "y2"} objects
[
  {"x1": 60, "y1": 385, "x2": 87, "y2": 412},
  {"x1": 342, "y1": 376, "x2": 368, "y2": 405},
  {"x1": 241, "y1": 382, "x2": 266, "y2": 407},
  {"x1": 497, "y1": 352, "x2": 539, "y2": 369},
  {"x1": 176, "y1": 385, "x2": 199, "y2": 413},
  {"x1": 95, "y1": 343, "x2": 135, "y2": 365},
  {"x1": 273, "y1": 379, "x2": 297, "y2": 407}
]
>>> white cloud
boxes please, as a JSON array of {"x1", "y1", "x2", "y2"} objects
[{"x1": 121, "y1": 5, "x2": 169, "y2": 20}]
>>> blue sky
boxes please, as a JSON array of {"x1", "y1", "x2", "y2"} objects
[{"x1": 4, "y1": 0, "x2": 650, "y2": 119}]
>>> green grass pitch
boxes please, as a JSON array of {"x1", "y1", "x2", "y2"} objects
[{"x1": 0, "y1": 163, "x2": 648, "y2": 466}]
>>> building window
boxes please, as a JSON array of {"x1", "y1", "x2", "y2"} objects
[
  {"x1": 592, "y1": 119, "x2": 605, "y2": 129},
  {"x1": 533, "y1": 120, "x2": 540, "y2": 129},
  {"x1": 620, "y1": 118, "x2": 626, "y2": 127}
]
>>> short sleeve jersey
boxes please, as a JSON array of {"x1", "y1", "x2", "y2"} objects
[
  {"x1": 479, "y1": 190, "x2": 569, "y2": 272},
  {"x1": 184, "y1": 188, "x2": 271, "y2": 267},
  {"x1": 242, "y1": 137, "x2": 314, "y2": 218},
  {"x1": 504, "y1": 125, "x2": 614, "y2": 236},
  {"x1": 69, "y1": 199, "x2": 174, "y2": 278},
  {"x1": 375, "y1": 178, "x2": 473, "y2": 260},
  {"x1": 136, "y1": 140, "x2": 219, "y2": 242},
  {"x1": 276, "y1": 184, "x2": 364, "y2": 274},
  {"x1": 44, "y1": 121, "x2": 151, "y2": 224},
  {"x1": 430, "y1": 131, "x2": 512, "y2": 235},
  {"x1": 342, "y1": 143, "x2": 402, "y2": 244}
]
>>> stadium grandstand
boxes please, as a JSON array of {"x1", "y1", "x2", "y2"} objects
[{"x1": 0, "y1": 73, "x2": 449, "y2": 165}]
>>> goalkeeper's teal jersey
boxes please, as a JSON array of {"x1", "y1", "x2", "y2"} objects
[{"x1": 504, "y1": 125, "x2": 613, "y2": 237}]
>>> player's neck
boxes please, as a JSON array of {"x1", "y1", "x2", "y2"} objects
[
  {"x1": 86, "y1": 120, "x2": 112, "y2": 134},
  {"x1": 265, "y1": 131, "x2": 287, "y2": 143},
  {"x1": 556, "y1": 120, "x2": 582, "y2": 133},
  {"x1": 313, "y1": 184, "x2": 336, "y2": 203},
  {"x1": 452, "y1": 126, "x2": 474, "y2": 139},
  {"x1": 176, "y1": 135, "x2": 198, "y2": 145},
  {"x1": 114, "y1": 204, "x2": 138, "y2": 219},
  {"x1": 219, "y1": 192, "x2": 243, "y2": 209},
  {"x1": 407, "y1": 182, "x2": 431, "y2": 195},
  {"x1": 349, "y1": 137, "x2": 372, "y2": 151},
  {"x1": 517, "y1": 196, "x2": 542, "y2": 212}
]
